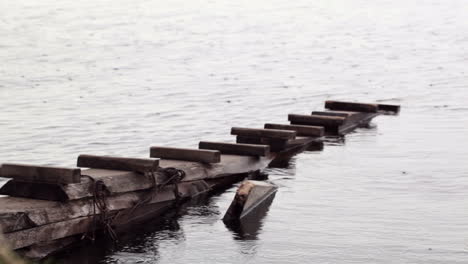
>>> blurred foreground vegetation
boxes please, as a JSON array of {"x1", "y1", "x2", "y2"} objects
[{"x1": 0, "y1": 233, "x2": 27, "y2": 264}]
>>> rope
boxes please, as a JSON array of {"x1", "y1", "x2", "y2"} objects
[
  {"x1": 81, "y1": 175, "x2": 117, "y2": 242},
  {"x1": 80, "y1": 167, "x2": 185, "y2": 242}
]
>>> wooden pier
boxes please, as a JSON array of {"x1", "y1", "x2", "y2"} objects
[{"x1": 0, "y1": 100, "x2": 399, "y2": 259}]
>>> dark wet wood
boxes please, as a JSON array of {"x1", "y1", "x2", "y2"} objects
[
  {"x1": 0, "y1": 212, "x2": 33, "y2": 233},
  {"x1": 223, "y1": 180, "x2": 277, "y2": 221},
  {"x1": 325, "y1": 100, "x2": 379, "y2": 113},
  {"x1": 0, "y1": 164, "x2": 81, "y2": 184},
  {"x1": 150, "y1": 147, "x2": 221, "y2": 163},
  {"x1": 377, "y1": 103, "x2": 400, "y2": 113},
  {"x1": 0, "y1": 180, "x2": 211, "y2": 237},
  {"x1": 0, "y1": 181, "x2": 69, "y2": 202},
  {"x1": 0, "y1": 169, "x2": 158, "y2": 202},
  {"x1": 311, "y1": 111, "x2": 356, "y2": 117},
  {"x1": 264, "y1": 123, "x2": 324, "y2": 137},
  {"x1": 236, "y1": 136, "x2": 288, "y2": 152},
  {"x1": 289, "y1": 114, "x2": 346, "y2": 134},
  {"x1": 0, "y1": 100, "x2": 400, "y2": 256},
  {"x1": 199, "y1": 141, "x2": 270, "y2": 156},
  {"x1": 231, "y1": 127, "x2": 296, "y2": 140},
  {"x1": 77, "y1": 155, "x2": 159, "y2": 173}
]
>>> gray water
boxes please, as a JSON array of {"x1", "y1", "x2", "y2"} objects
[{"x1": 1, "y1": 0, "x2": 468, "y2": 263}]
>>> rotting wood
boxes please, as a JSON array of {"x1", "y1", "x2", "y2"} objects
[
  {"x1": 150, "y1": 147, "x2": 221, "y2": 163},
  {"x1": 199, "y1": 141, "x2": 270, "y2": 157},
  {"x1": 0, "y1": 164, "x2": 81, "y2": 184},
  {"x1": 231, "y1": 127, "x2": 296, "y2": 140},
  {"x1": 77, "y1": 155, "x2": 159, "y2": 174},
  {"x1": 264, "y1": 123, "x2": 324, "y2": 137}
]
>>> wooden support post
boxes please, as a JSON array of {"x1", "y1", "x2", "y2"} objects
[
  {"x1": 199, "y1": 141, "x2": 270, "y2": 157},
  {"x1": 223, "y1": 180, "x2": 277, "y2": 222},
  {"x1": 231, "y1": 127, "x2": 296, "y2": 140},
  {"x1": 150, "y1": 147, "x2": 221, "y2": 163},
  {"x1": 77, "y1": 155, "x2": 159, "y2": 173},
  {"x1": 264, "y1": 123, "x2": 324, "y2": 137},
  {"x1": 325, "y1": 100, "x2": 379, "y2": 113},
  {"x1": 0, "y1": 164, "x2": 81, "y2": 184}
]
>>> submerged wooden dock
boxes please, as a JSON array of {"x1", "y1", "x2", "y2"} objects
[{"x1": 0, "y1": 100, "x2": 400, "y2": 259}]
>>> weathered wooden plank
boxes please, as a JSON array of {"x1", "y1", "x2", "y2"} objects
[
  {"x1": 0, "y1": 164, "x2": 81, "y2": 184},
  {"x1": 5, "y1": 217, "x2": 91, "y2": 250},
  {"x1": 77, "y1": 155, "x2": 159, "y2": 173},
  {"x1": 160, "y1": 154, "x2": 272, "y2": 182},
  {"x1": 236, "y1": 136, "x2": 288, "y2": 152},
  {"x1": 377, "y1": 103, "x2": 400, "y2": 113},
  {"x1": 199, "y1": 141, "x2": 270, "y2": 157},
  {"x1": 0, "y1": 181, "x2": 69, "y2": 201},
  {"x1": 288, "y1": 114, "x2": 346, "y2": 127},
  {"x1": 150, "y1": 147, "x2": 221, "y2": 163},
  {"x1": 0, "y1": 213, "x2": 33, "y2": 233},
  {"x1": 231, "y1": 127, "x2": 296, "y2": 140},
  {"x1": 0, "y1": 179, "x2": 211, "y2": 235},
  {"x1": 0, "y1": 168, "x2": 159, "y2": 202},
  {"x1": 325, "y1": 100, "x2": 379, "y2": 113},
  {"x1": 311, "y1": 111, "x2": 357, "y2": 117},
  {"x1": 264, "y1": 123, "x2": 324, "y2": 137}
]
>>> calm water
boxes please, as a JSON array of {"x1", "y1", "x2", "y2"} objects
[{"x1": 1, "y1": 0, "x2": 468, "y2": 263}]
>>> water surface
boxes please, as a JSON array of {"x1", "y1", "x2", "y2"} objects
[{"x1": 1, "y1": 0, "x2": 467, "y2": 263}]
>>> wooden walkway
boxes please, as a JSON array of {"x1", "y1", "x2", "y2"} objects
[{"x1": 0, "y1": 100, "x2": 399, "y2": 259}]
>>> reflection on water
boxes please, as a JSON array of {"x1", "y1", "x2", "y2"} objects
[
  {"x1": 1, "y1": 0, "x2": 468, "y2": 263},
  {"x1": 224, "y1": 192, "x2": 277, "y2": 241}
]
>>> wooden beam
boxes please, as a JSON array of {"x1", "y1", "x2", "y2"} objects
[
  {"x1": 236, "y1": 136, "x2": 287, "y2": 152},
  {"x1": 264, "y1": 123, "x2": 324, "y2": 137},
  {"x1": 325, "y1": 100, "x2": 379, "y2": 113},
  {"x1": 0, "y1": 164, "x2": 81, "y2": 184},
  {"x1": 199, "y1": 141, "x2": 270, "y2": 157},
  {"x1": 150, "y1": 147, "x2": 221, "y2": 163},
  {"x1": 231, "y1": 127, "x2": 296, "y2": 140},
  {"x1": 377, "y1": 103, "x2": 400, "y2": 113},
  {"x1": 288, "y1": 114, "x2": 345, "y2": 127},
  {"x1": 77, "y1": 155, "x2": 159, "y2": 173},
  {"x1": 311, "y1": 111, "x2": 354, "y2": 118}
]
